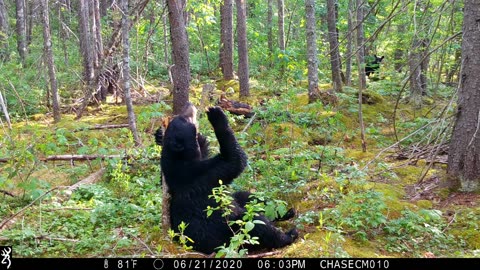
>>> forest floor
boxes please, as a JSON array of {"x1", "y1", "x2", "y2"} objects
[{"x1": 0, "y1": 79, "x2": 479, "y2": 258}]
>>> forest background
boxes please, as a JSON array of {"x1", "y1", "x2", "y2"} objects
[{"x1": 0, "y1": 0, "x2": 479, "y2": 258}]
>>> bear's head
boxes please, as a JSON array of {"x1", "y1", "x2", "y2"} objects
[{"x1": 162, "y1": 102, "x2": 202, "y2": 160}]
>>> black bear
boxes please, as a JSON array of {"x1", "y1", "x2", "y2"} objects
[
  {"x1": 365, "y1": 55, "x2": 384, "y2": 77},
  {"x1": 156, "y1": 103, "x2": 298, "y2": 254}
]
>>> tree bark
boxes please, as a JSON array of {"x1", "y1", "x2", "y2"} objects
[
  {"x1": 345, "y1": 0, "x2": 354, "y2": 86},
  {"x1": 409, "y1": 38, "x2": 429, "y2": 108},
  {"x1": 15, "y1": 0, "x2": 27, "y2": 66},
  {"x1": 40, "y1": 0, "x2": 61, "y2": 123},
  {"x1": 166, "y1": 0, "x2": 191, "y2": 114},
  {"x1": 236, "y1": 0, "x2": 250, "y2": 97},
  {"x1": 0, "y1": 0, "x2": 8, "y2": 61},
  {"x1": 356, "y1": 0, "x2": 366, "y2": 152},
  {"x1": 356, "y1": 0, "x2": 367, "y2": 90},
  {"x1": 121, "y1": 0, "x2": 141, "y2": 147},
  {"x1": 267, "y1": 0, "x2": 273, "y2": 66},
  {"x1": 0, "y1": 89, "x2": 11, "y2": 129},
  {"x1": 92, "y1": 0, "x2": 104, "y2": 70},
  {"x1": 327, "y1": 0, "x2": 343, "y2": 92},
  {"x1": 447, "y1": 0, "x2": 480, "y2": 192},
  {"x1": 409, "y1": 0, "x2": 430, "y2": 108},
  {"x1": 305, "y1": 0, "x2": 319, "y2": 103},
  {"x1": 220, "y1": 0, "x2": 234, "y2": 80},
  {"x1": 277, "y1": 0, "x2": 285, "y2": 51},
  {"x1": 75, "y1": 0, "x2": 96, "y2": 119},
  {"x1": 78, "y1": 0, "x2": 94, "y2": 91}
]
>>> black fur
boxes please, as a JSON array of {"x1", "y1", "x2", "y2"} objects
[
  {"x1": 365, "y1": 55, "x2": 384, "y2": 77},
  {"x1": 157, "y1": 104, "x2": 298, "y2": 254}
]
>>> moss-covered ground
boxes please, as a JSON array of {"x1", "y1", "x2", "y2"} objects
[{"x1": 1, "y1": 79, "x2": 478, "y2": 258}]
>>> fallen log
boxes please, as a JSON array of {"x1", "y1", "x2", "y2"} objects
[
  {"x1": 41, "y1": 154, "x2": 123, "y2": 161},
  {"x1": 73, "y1": 124, "x2": 130, "y2": 132},
  {"x1": 68, "y1": 168, "x2": 106, "y2": 192},
  {"x1": 0, "y1": 154, "x2": 160, "y2": 163},
  {"x1": 217, "y1": 95, "x2": 254, "y2": 117}
]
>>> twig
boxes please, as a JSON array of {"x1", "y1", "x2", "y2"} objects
[
  {"x1": 126, "y1": 231, "x2": 155, "y2": 256},
  {"x1": 247, "y1": 250, "x2": 281, "y2": 258},
  {"x1": 0, "y1": 190, "x2": 15, "y2": 197},
  {"x1": 0, "y1": 186, "x2": 68, "y2": 229},
  {"x1": 361, "y1": 120, "x2": 437, "y2": 171},
  {"x1": 43, "y1": 207, "x2": 93, "y2": 212},
  {"x1": 73, "y1": 124, "x2": 130, "y2": 132},
  {"x1": 241, "y1": 113, "x2": 257, "y2": 133},
  {"x1": 36, "y1": 235, "x2": 79, "y2": 243}
]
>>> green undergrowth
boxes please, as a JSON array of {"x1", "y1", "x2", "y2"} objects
[{"x1": 1, "y1": 81, "x2": 478, "y2": 258}]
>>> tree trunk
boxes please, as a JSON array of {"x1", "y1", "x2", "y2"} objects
[
  {"x1": 75, "y1": 0, "x2": 96, "y2": 119},
  {"x1": 409, "y1": 38, "x2": 428, "y2": 108},
  {"x1": 16, "y1": 0, "x2": 27, "y2": 66},
  {"x1": 78, "y1": 0, "x2": 94, "y2": 89},
  {"x1": 277, "y1": 0, "x2": 285, "y2": 51},
  {"x1": 345, "y1": 0, "x2": 353, "y2": 86},
  {"x1": 236, "y1": 0, "x2": 250, "y2": 97},
  {"x1": 327, "y1": 0, "x2": 343, "y2": 92},
  {"x1": 166, "y1": 0, "x2": 191, "y2": 114},
  {"x1": 120, "y1": 0, "x2": 141, "y2": 146},
  {"x1": 220, "y1": 0, "x2": 234, "y2": 80},
  {"x1": 305, "y1": 0, "x2": 319, "y2": 103},
  {"x1": 447, "y1": 0, "x2": 480, "y2": 192},
  {"x1": 394, "y1": 23, "x2": 406, "y2": 72},
  {"x1": 40, "y1": 0, "x2": 60, "y2": 123},
  {"x1": 267, "y1": 0, "x2": 273, "y2": 66},
  {"x1": 163, "y1": 7, "x2": 169, "y2": 64},
  {"x1": 26, "y1": 0, "x2": 37, "y2": 47},
  {"x1": 0, "y1": 0, "x2": 8, "y2": 61},
  {"x1": 356, "y1": 0, "x2": 366, "y2": 90},
  {"x1": 92, "y1": 0, "x2": 104, "y2": 70},
  {"x1": 0, "y1": 89, "x2": 11, "y2": 129},
  {"x1": 356, "y1": 0, "x2": 366, "y2": 152}
]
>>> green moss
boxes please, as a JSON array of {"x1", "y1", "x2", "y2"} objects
[
  {"x1": 451, "y1": 229, "x2": 480, "y2": 249},
  {"x1": 343, "y1": 239, "x2": 385, "y2": 257},
  {"x1": 345, "y1": 149, "x2": 376, "y2": 163},
  {"x1": 393, "y1": 165, "x2": 424, "y2": 185},
  {"x1": 416, "y1": 200, "x2": 433, "y2": 209},
  {"x1": 362, "y1": 90, "x2": 385, "y2": 105}
]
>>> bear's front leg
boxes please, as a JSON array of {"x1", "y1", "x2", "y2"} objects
[{"x1": 204, "y1": 107, "x2": 247, "y2": 184}]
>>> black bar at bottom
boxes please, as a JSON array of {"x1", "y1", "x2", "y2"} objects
[{"x1": 8, "y1": 258, "x2": 480, "y2": 270}]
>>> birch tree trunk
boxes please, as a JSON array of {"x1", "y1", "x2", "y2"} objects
[{"x1": 0, "y1": 90, "x2": 11, "y2": 129}]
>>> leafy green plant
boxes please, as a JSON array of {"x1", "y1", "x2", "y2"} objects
[
  {"x1": 207, "y1": 181, "x2": 265, "y2": 257},
  {"x1": 168, "y1": 222, "x2": 195, "y2": 251},
  {"x1": 383, "y1": 209, "x2": 459, "y2": 255},
  {"x1": 323, "y1": 190, "x2": 387, "y2": 241}
]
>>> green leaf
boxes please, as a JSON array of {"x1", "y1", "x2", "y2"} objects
[{"x1": 245, "y1": 221, "x2": 255, "y2": 233}]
